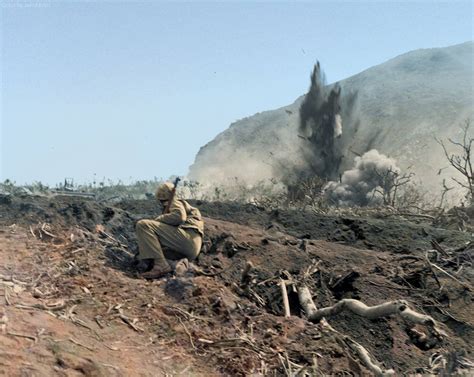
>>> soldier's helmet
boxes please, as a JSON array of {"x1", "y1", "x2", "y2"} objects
[{"x1": 155, "y1": 182, "x2": 174, "y2": 200}]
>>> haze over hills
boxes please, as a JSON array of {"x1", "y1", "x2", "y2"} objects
[{"x1": 188, "y1": 42, "x2": 474, "y2": 195}]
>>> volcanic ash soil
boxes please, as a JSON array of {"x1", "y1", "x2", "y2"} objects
[{"x1": 0, "y1": 195, "x2": 472, "y2": 376}]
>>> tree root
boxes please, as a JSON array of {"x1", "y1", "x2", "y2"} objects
[
  {"x1": 343, "y1": 336, "x2": 395, "y2": 376},
  {"x1": 297, "y1": 284, "x2": 445, "y2": 375},
  {"x1": 298, "y1": 285, "x2": 439, "y2": 329}
]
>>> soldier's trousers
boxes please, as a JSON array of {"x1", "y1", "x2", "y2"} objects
[{"x1": 135, "y1": 220, "x2": 202, "y2": 267}]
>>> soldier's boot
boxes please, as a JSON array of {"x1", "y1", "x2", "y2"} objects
[
  {"x1": 133, "y1": 258, "x2": 154, "y2": 272},
  {"x1": 141, "y1": 260, "x2": 172, "y2": 279}
]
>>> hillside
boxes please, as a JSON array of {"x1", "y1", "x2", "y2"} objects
[
  {"x1": 0, "y1": 194, "x2": 473, "y2": 375},
  {"x1": 189, "y1": 42, "x2": 474, "y2": 194}
]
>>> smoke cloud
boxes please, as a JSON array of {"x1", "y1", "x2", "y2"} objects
[
  {"x1": 324, "y1": 149, "x2": 401, "y2": 206},
  {"x1": 188, "y1": 60, "x2": 399, "y2": 207},
  {"x1": 283, "y1": 62, "x2": 361, "y2": 185},
  {"x1": 298, "y1": 62, "x2": 343, "y2": 181}
]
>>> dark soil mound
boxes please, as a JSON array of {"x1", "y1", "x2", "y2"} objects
[{"x1": 117, "y1": 198, "x2": 471, "y2": 253}]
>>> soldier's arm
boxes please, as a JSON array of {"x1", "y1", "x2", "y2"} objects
[{"x1": 155, "y1": 199, "x2": 187, "y2": 225}]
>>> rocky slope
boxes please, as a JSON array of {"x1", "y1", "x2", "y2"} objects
[{"x1": 189, "y1": 42, "x2": 474, "y2": 194}]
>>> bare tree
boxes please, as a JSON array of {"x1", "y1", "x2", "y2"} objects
[
  {"x1": 285, "y1": 176, "x2": 327, "y2": 209},
  {"x1": 373, "y1": 167, "x2": 415, "y2": 207},
  {"x1": 438, "y1": 179, "x2": 454, "y2": 209},
  {"x1": 436, "y1": 119, "x2": 473, "y2": 203}
]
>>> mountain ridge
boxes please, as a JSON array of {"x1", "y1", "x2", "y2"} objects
[{"x1": 189, "y1": 41, "x2": 474, "y2": 194}]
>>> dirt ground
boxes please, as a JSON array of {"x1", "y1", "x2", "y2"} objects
[{"x1": 0, "y1": 194, "x2": 473, "y2": 376}]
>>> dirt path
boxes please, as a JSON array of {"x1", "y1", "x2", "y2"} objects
[{"x1": 0, "y1": 225, "x2": 216, "y2": 377}]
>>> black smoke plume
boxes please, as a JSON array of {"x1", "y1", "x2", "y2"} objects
[
  {"x1": 297, "y1": 62, "x2": 358, "y2": 181},
  {"x1": 287, "y1": 62, "x2": 406, "y2": 207}
]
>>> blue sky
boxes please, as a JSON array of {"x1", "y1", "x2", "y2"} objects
[{"x1": 1, "y1": 1, "x2": 472, "y2": 185}]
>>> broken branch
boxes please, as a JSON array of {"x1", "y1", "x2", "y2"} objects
[
  {"x1": 7, "y1": 331, "x2": 37, "y2": 342},
  {"x1": 306, "y1": 296, "x2": 435, "y2": 325},
  {"x1": 117, "y1": 309, "x2": 144, "y2": 332},
  {"x1": 344, "y1": 337, "x2": 395, "y2": 376},
  {"x1": 428, "y1": 260, "x2": 472, "y2": 291},
  {"x1": 298, "y1": 285, "x2": 396, "y2": 376},
  {"x1": 280, "y1": 279, "x2": 291, "y2": 318}
]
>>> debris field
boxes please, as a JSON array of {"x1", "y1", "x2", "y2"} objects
[{"x1": 0, "y1": 194, "x2": 473, "y2": 376}]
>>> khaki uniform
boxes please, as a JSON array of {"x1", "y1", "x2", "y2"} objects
[{"x1": 136, "y1": 198, "x2": 204, "y2": 267}]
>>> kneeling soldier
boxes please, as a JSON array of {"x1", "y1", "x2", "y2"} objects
[{"x1": 135, "y1": 182, "x2": 204, "y2": 279}]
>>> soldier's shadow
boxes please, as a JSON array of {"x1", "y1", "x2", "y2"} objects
[{"x1": 103, "y1": 246, "x2": 140, "y2": 278}]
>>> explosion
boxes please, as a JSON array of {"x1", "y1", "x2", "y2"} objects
[
  {"x1": 286, "y1": 62, "x2": 404, "y2": 206},
  {"x1": 298, "y1": 62, "x2": 345, "y2": 181}
]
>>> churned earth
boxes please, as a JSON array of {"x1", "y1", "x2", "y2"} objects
[{"x1": 0, "y1": 194, "x2": 472, "y2": 376}]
